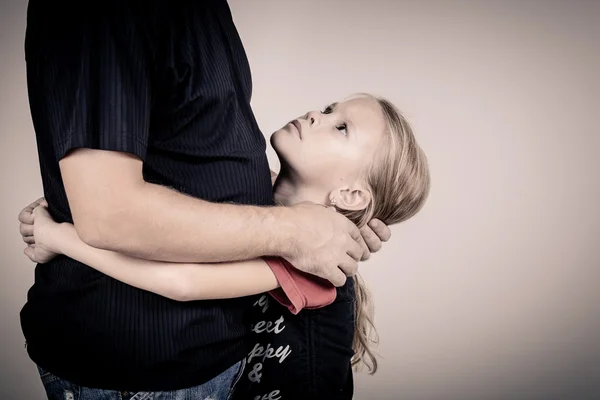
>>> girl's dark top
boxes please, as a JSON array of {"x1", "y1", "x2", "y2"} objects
[{"x1": 234, "y1": 278, "x2": 356, "y2": 400}]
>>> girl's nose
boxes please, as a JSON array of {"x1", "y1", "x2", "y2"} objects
[{"x1": 306, "y1": 110, "x2": 321, "y2": 126}]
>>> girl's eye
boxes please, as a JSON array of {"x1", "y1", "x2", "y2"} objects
[{"x1": 320, "y1": 105, "x2": 346, "y2": 135}]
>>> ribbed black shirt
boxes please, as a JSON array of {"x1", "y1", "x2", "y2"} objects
[{"x1": 21, "y1": 0, "x2": 273, "y2": 391}]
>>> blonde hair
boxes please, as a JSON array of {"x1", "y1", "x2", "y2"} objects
[{"x1": 336, "y1": 93, "x2": 431, "y2": 374}]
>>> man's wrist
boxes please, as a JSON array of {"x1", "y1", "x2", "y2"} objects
[{"x1": 261, "y1": 205, "x2": 294, "y2": 258}]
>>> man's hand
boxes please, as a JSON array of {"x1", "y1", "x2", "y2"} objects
[
  {"x1": 276, "y1": 202, "x2": 367, "y2": 287},
  {"x1": 18, "y1": 197, "x2": 59, "y2": 264},
  {"x1": 359, "y1": 219, "x2": 392, "y2": 260}
]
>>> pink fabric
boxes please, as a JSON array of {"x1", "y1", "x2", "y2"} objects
[{"x1": 263, "y1": 256, "x2": 337, "y2": 315}]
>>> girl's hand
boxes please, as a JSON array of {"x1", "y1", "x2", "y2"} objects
[{"x1": 18, "y1": 198, "x2": 61, "y2": 264}]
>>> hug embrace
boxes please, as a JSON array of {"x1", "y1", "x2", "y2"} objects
[{"x1": 18, "y1": 1, "x2": 430, "y2": 399}]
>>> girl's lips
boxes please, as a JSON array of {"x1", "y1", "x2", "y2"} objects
[{"x1": 291, "y1": 120, "x2": 302, "y2": 139}]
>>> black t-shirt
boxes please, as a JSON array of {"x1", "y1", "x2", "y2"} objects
[
  {"x1": 234, "y1": 279, "x2": 356, "y2": 400},
  {"x1": 21, "y1": 0, "x2": 273, "y2": 391}
]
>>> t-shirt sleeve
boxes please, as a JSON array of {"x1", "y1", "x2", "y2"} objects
[
  {"x1": 262, "y1": 256, "x2": 337, "y2": 315},
  {"x1": 25, "y1": 2, "x2": 152, "y2": 162}
]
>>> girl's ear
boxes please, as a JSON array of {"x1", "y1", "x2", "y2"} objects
[{"x1": 329, "y1": 185, "x2": 372, "y2": 211}]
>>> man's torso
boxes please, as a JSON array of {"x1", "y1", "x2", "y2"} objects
[{"x1": 21, "y1": 0, "x2": 273, "y2": 391}]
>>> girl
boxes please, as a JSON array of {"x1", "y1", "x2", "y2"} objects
[{"x1": 21, "y1": 93, "x2": 430, "y2": 399}]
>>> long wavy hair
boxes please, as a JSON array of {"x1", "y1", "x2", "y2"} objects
[{"x1": 335, "y1": 93, "x2": 431, "y2": 374}]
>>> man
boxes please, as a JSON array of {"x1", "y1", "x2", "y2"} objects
[{"x1": 19, "y1": 0, "x2": 391, "y2": 398}]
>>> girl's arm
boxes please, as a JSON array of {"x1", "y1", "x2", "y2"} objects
[{"x1": 51, "y1": 222, "x2": 280, "y2": 301}]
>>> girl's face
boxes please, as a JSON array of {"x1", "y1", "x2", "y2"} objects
[{"x1": 271, "y1": 96, "x2": 387, "y2": 200}]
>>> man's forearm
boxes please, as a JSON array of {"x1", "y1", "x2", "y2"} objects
[{"x1": 86, "y1": 181, "x2": 289, "y2": 263}]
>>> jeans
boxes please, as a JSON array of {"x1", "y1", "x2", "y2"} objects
[{"x1": 37, "y1": 359, "x2": 246, "y2": 400}]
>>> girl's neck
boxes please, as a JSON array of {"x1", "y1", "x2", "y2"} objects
[{"x1": 273, "y1": 171, "x2": 328, "y2": 207}]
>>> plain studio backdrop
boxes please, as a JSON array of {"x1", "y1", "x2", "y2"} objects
[{"x1": 1, "y1": 0, "x2": 599, "y2": 399}]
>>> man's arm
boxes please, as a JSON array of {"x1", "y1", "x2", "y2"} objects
[
  {"x1": 64, "y1": 154, "x2": 388, "y2": 266},
  {"x1": 61, "y1": 149, "x2": 288, "y2": 263},
  {"x1": 21, "y1": 202, "x2": 334, "y2": 312},
  {"x1": 60, "y1": 149, "x2": 365, "y2": 287}
]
